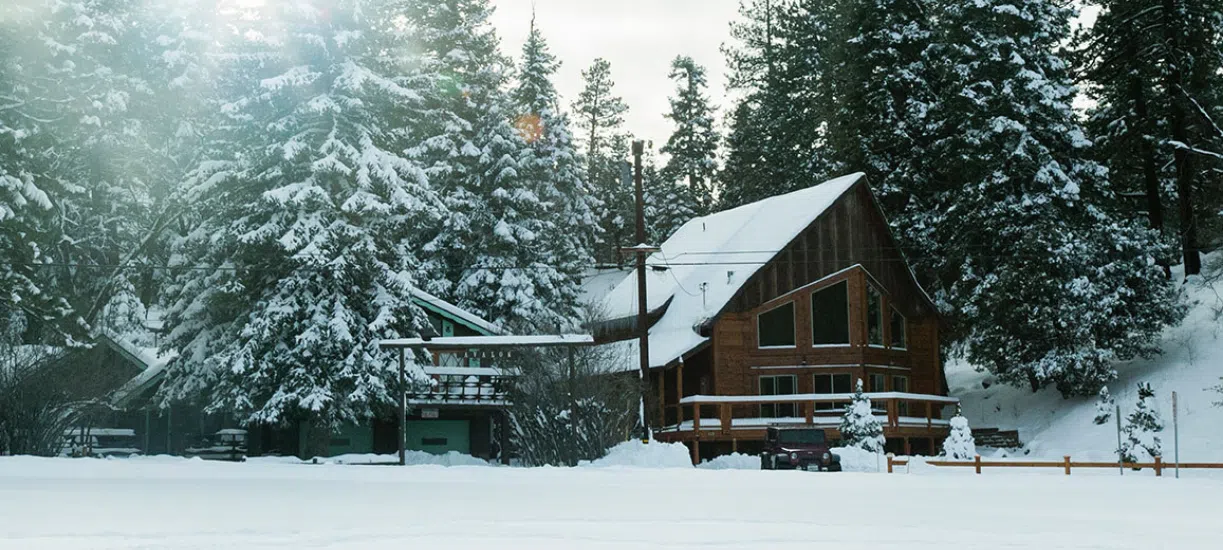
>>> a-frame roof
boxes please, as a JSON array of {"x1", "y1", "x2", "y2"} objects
[{"x1": 597, "y1": 173, "x2": 936, "y2": 369}]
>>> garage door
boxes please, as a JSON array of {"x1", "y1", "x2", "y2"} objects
[{"x1": 405, "y1": 420, "x2": 470, "y2": 455}]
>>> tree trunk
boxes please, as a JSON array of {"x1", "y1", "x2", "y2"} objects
[
  {"x1": 301, "y1": 416, "x2": 331, "y2": 460},
  {"x1": 1132, "y1": 73, "x2": 1173, "y2": 279},
  {"x1": 1163, "y1": 0, "x2": 1202, "y2": 276}
]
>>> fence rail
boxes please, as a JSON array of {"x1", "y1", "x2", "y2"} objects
[{"x1": 887, "y1": 454, "x2": 1223, "y2": 475}]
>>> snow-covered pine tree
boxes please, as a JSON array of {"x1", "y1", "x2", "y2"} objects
[
  {"x1": 1094, "y1": 386, "x2": 1115, "y2": 425},
  {"x1": 1123, "y1": 382, "x2": 1165, "y2": 461},
  {"x1": 820, "y1": 0, "x2": 937, "y2": 230},
  {"x1": 838, "y1": 379, "x2": 885, "y2": 452},
  {"x1": 157, "y1": 0, "x2": 439, "y2": 456},
  {"x1": 406, "y1": 0, "x2": 581, "y2": 330},
  {"x1": 942, "y1": 406, "x2": 975, "y2": 460},
  {"x1": 660, "y1": 56, "x2": 720, "y2": 215},
  {"x1": 720, "y1": 0, "x2": 834, "y2": 209},
  {"x1": 504, "y1": 14, "x2": 599, "y2": 329},
  {"x1": 0, "y1": 0, "x2": 166, "y2": 341},
  {"x1": 642, "y1": 144, "x2": 697, "y2": 244},
  {"x1": 920, "y1": 0, "x2": 1185, "y2": 396},
  {"x1": 571, "y1": 58, "x2": 633, "y2": 265}
]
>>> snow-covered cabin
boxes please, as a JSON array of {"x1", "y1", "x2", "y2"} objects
[
  {"x1": 593, "y1": 173, "x2": 957, "y2": 460},
  {"x1": 55, "y1": 290, "x2": 506, "y2": 460}
]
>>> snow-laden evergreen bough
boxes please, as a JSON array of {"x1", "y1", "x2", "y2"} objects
[
  {"x1": 942, "y1": 407, "x2": 975, "y2": 460},
  {"x1": 158, "y1": 0, "x2": 440, "y2": 444},
  {"x1": 838, "y1": 379, "x2": 885, "y2": 453}
]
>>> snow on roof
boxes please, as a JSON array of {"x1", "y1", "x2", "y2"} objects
[
  {"x1": 410, "y1": 288, "x2": 500, "y2": 335},
  {"x1": 597, "y1": 173, "x2": 865, "y2": 369},
  {"x1": 380, "y1": 334, "x2": 595, "y2": 349},
  {"x1": 103, "y1": 330, "x2": 178, "y2": 408},
  {"x1": 579, "y1": 267, "x2": 633, "y2": 307}
]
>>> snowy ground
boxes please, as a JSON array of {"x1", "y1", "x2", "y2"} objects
[
  {"x1": 1, "y1": 455, "x2": 1220, "y2": 549},
  {"x1": 951, "y1": 255, "x2": 1223, "y2": 461}
]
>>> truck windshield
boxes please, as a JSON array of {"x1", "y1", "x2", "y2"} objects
[{"x1": 777, "y1": 430, "x2": 825, "y2": 444}]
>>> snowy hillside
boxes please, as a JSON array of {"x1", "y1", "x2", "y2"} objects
[{"x1": 951, "y1": 255, "x2": 1223, "y2": 461}]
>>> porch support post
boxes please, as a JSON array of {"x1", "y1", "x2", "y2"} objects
[
  {"x1": 658, "y1": 366, "x2": 666, "y2": 427},
  {"x1": 398, "y1": 347, "x2": 406, "y2": 466},
  {"x1": 499, "y1": 410, "x2": 511, "y2": 466}
]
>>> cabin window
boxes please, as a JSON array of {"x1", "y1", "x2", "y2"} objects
[
  {"x1": 759, "y1": 375, "x2": 797, "y2": 418},
  {"x1": 868, "y1": 373, "x2": 887, "y2": 412},
  {"x1": 892, "y1": 375, "x2": 909, "y2": 416},
  {"x1": 811, "y1": 281, "x2": 850, "y2": 346},
  {"x1": 813, "y1": 373, "x2": 852, "y2": 411},
  {"x1": 757, "y1": 302, "x2": 796, "y2": 348},
  {"x1": 891, "y1": 308, "x2": 906, "y2": 349},
  {"x1": 867, "y1": 286, "x2": 884, "y2": 346}
]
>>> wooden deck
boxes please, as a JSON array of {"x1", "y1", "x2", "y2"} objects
[{"x1": 657, "y1": 393, "x2": 958, "y2": 462}]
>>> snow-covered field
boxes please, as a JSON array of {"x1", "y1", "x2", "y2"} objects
[{"x1": 1, "y1": 455, "x2": 1219, "y2": 549}]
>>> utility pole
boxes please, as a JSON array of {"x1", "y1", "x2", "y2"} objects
[{"x1": 620, "y1": 140, "x2": 659, "y2": 443}]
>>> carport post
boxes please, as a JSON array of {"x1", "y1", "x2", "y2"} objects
[{"x1": 399, "y1": 347, "x2": 406, "y2": 466}]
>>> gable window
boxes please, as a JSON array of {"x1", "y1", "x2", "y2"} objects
[
  {"x1": 813, "y1": 373, "x2": 852, "y2": 411},
  {"x1": 811, "y1": 281, "x2": 850, "y2": 346},
  {"x1": 891, "y1": 308, "x2": 906, "y2": 349},
  {"x1": 760, "y1": 375, "x2": 797, "y2": 418},
  {"x1": 757, "y1": 302, "x2": 796, "y2": 348},
  {"x1": 867, "y1": 286, "x2": 884, "y2": 346}
]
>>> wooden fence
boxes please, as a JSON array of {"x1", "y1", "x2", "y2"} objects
[{"x1": 887, "y1": 454, "x2": 1223, "y2": 476}]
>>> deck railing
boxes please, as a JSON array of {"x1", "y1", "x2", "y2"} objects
[
  {"x1": 408, "y1": 367, "x2": 513, "y2": 406},
  {"x1": 665, "y1": 392, "x2": 960, "y2": 435}
]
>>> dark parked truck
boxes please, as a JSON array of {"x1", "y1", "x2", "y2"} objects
[{"x1": 760, "y1": 426, "x2": 842, "y2": 471}]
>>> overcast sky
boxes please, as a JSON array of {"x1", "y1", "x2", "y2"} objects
[{"x1": 489, "y1": 0, "x2": 742, "y2": 151}]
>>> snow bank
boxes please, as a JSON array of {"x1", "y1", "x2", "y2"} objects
[
  {"x1": 286, "y1": 451, "x2": 491, "y2": 467},
  {"x1": 698, "y1": 452, "x2": 759, "y2": 470},
  {"x1": 830, "y1": 447, "x2": 885, "y2": 472},
  {"x1": 582, "y1": 440, "x2": 693, "y2": 468}
]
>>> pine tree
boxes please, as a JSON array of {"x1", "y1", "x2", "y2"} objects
[
  {"x1": 838, "y1": 379, "x2": 885, "y2": 452},
  {"x1": 720, "y1": 0, "x2": 834, "y2": 209},
  {"x1": 406, "y1": 0, "x2": 583, "y2": 330},
  {"x1": 642, "y1": 145, "x2": 697, "y2": 244},
  {"x1": 1094, "y1": 386, "x2": 1115, "y2": 425},
  {"x1": 1079, "y1": 0, "x2": 1223, "y2": 276},
  {"x1": 500, "y1": 14, "x2": 601, "y2": 329},
  {"x1": 660, "y1": 56, "x2": 720, "y2": 214},
  {"x1": 571, "y1": 58, "x2": 632, "y2": 264},
  {"x1": 942, "y1": 406, "x2": 975, "y2": 460},
  {"x1": 1123, "y1": 382, "x2": 1165, "y2": 461},
  {"x1": 820, "y1": 0, "x2": 937, "y2": 226},
  {"x1": 920, "y1": 0, "x2": 1185, "y2": 396},
  {"x1": 157, "y1": 1, "x2": 439, "y2": 454},
  {"x1": 0, "y1": 0, "x2": 169, "y2": 342}
]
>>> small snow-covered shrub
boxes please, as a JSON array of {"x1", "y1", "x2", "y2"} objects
[
  {"x1": 1121, "y1": 383, "x2": 1164, "y2": 462},
  {"x1": 838, "y1": 379, "x2": 885, "y2": 452},
  {"x1": 1093, "y1": 386, "x2": 1115, "y2": 425},
  {"x1": 941, "y1": 408, "x2": 976, "y2": 460}
]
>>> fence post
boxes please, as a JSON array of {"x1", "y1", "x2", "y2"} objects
[
  {"x1": 1064, "y1": 455, "x2": 1071, "y2": 475},
  {"x1": 974, "y1": 454, "x2": 981, "y2": 474},
  {"x1": 887, "y1": 454, "x2": 894, "y2": 474},
  {"x1": 1155, "y1": 456, "x2": 1162, "y2": 477}
]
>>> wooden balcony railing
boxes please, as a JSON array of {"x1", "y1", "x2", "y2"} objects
[
  {"x1": 664, "y1": 392, "x2": 960, "y2": 436},
  {"x1": 408, "y1": 367, "x2": 513, "y2": 406}
]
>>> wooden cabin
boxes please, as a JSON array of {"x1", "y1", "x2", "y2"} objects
[{"x1": 593, "y1": 173, "x2": 957, "y2": 461}]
